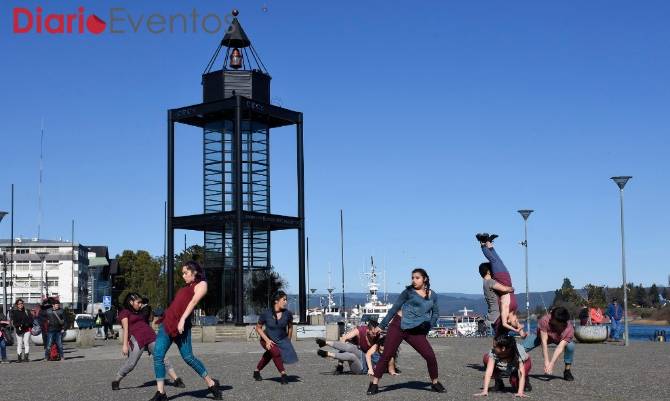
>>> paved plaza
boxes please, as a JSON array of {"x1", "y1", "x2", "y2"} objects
[{"x1": 0, "y1": 337, "x2": 668, "y2": 401}]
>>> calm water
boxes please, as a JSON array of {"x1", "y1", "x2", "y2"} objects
[{"x1": 525, "y1": 322, "x2": 670, "y2": 342}]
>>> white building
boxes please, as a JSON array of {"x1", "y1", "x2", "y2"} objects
[{"x1": 0, "y1": 238, "x2": 90, "y2": 311}]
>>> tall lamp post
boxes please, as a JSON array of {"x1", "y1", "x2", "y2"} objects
[
  {"x1": 611, "y1": 176, "x2": 632, "y2": 346},
  {"x1": 518, "y1": 209, "x2": 533, "y2": 333},
  {"x1": 0, "y1": 211, "x2": 7, "y2": 314}
]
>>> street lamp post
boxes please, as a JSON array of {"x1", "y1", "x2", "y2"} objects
[
  {"x1": 518, "y1": 209, "x2": 534, "y2": 334},
  {"x1": 611, "y1": 176, "x2": 632, "y2": 346}
]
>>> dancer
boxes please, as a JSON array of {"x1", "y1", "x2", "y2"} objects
[
  {"x1": 316, "y1": 320, "x2": 382, "y2": 374},
  {"x1": 253, "y1": 290, "x2": 298, "y2": 384},
  {"x1": 112, "y1": 293, "x2": 184, "y2": 391},
  {"x1": 477, "y1": 233, "x2": 525, "y2": 337},
  {"x1": 151, "y1": 261, "x2": 222, "y2": 401},
  {"x1": 522, "y1": 307, "x2": 575, "y2": 381},
  {"x1": 365, "y1": 336, "x2": 399, "y2": 376},
  {"x1": 475, "y1": 335, "x2": 531, "y2": 397},
  {"x1": 367, "y1": 268, "x2": 445, "y2": 395},
  {"x1": 479, "y1": 260, "x2": 515, "y2": 337}
]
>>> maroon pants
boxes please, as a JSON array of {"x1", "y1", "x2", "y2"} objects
[
  {"x1": 482, "y1": 352, "x2": 532, "y2": 389},
  {"x1": 256, "y1": 339, "x2": 285, "y2": 373},
  {"x1": 373, "y1": 317, "x2": 438, "y2": 380}
]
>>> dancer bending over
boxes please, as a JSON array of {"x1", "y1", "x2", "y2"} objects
[
  {"x1": 366, "y1": 268, "x2": 445, "y2": 395},
  {"x1": 151, "y1": 261, "x2": 221, "y2": 401},
  {"x1": 475, "y1": 335, "x2": 531, "y2": 397},
  {"x1": 253, "y1": 291, "x2": 298, "y2": 384},
  {"x1": 112, "y1": 293, "x2": 184, "y2": 391}
]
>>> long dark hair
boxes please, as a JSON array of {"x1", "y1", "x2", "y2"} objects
[
  {"x1": 183, "y1": 260, "x2": 206, "y2": 282},
  {"x1": 408, "y1": 268, "x2": 431, "y2": 299},
  {"x1": 271, "y1": 290, "x2": 288, "y2": 323},
  {"x1": 494, "y1": 334, "x2": 520, "y2": 364},
  {"x1": 123, "y1": 292, "x2": 143, "y2": 311}
]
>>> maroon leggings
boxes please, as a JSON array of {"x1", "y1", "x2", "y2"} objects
[
  {"x1": 373, "y1": 317, "x2": 438, "y2": 380},
  {"x1": 482, "y1": 352, "x2": 532, "y2": 389},
  {"x1": 256, "y1": 339, "x2": 285, "y2": 373}
]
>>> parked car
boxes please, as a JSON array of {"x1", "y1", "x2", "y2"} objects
[{"x1": 74, "y1": 314, "x2": 95, "y2": 329}]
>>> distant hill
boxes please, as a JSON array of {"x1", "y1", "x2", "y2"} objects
[{"x1": 296, "y1": 290, "x2": 560, "y2": 316}]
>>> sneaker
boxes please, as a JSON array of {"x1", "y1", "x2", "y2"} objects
[
  {"x1": 148, "y1": 391, "x2": 167, "y2": 401},
  {"x1": 24, "y1": 354, "x2": 30, "y2": 362},
  {"x1": 334, "y1": 364, "x2": 344, "y2": 375},
  {"x1": 17, "y1": 354, "x2": 23, "y2": 363},
  {"x1": 494, "y1": 378, "x2": 505, "y2": 392},
  {"x1": 173, "y1": 377, "x2": 185, "y2": 388},
  {"x1": 208, "y1": 379, "x2": 222, "y2": 400},
  {"x1": 366, "y1": 383, "x2": 379, "y2": 395},
  {"x1": 476, "y1": 233, "x2": 490, "y2": 243},
  {"x1": 280, "y1": 374, "x2": 288, "y2": 385},
  {"x1": 0, "y1": 359, "x2": 9, "y2": 364},
  {"x1": 111, "y1": 381, "x2": 120, "y2": 391},
  {"x1": 253, "y1": 371, "x2": 262, "y2": 381},
  {"x1": 431, "y1": 381, "x2": 446, "y2": 393},
  {"x1": 315, "y1": 338, "x2": 326, "y2": 348},
  {"x1": 317, "y1": 349, "x2": 328, "y2": 358},
  {"x1": 488, "y1": 234, "x2": 499, "y2": 242},
  {"x1": 563, "y1": 369, "x2": 574, "y2": 381}
]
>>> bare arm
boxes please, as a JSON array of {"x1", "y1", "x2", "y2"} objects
[
  {"x1": 339, "y1": 327, "x2": 359, "y2": 342},
  {"x1": 549, "y1": 340, "x2": 568, "y2": 368},
  {"x1": 492, "y1": 282, "x2": 514, "y2": 293},
  {"x1": 287, "y1": 321, "x2": 293, "y2": 340},
  {"x1": 475, "y1": 356, "x2": 496, "y2": 396},
  {"x1": 540, "y1": 330, "x2": 550, "y2": 370},
  {"x1": 255, "y1": 322, "x2": 274, "y2": 345},
  {"x1": 121, "y1": 317, "x2": 129, "y2": 355},
  {"x1": 180, "y1": 282, "x2": 207, "y2": 323},
  {"x1": 499, "y1": 295, "x2": 521, "y2": 333}
]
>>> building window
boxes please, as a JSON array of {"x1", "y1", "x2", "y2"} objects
[{"x1": 16, "y1": 249, "x2": 29, "y2": 254}]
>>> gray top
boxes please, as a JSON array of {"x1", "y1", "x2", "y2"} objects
[
  {"x1": 488, "y1": 342, "x2": 529, "y2": 376},
  {"x1": 483, "y1": 279, "x2": 500, "y2": 323}
]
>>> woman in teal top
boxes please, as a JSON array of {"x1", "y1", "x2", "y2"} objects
[{"x1": 367, "y1": 268, "x2": 446, "y2": 395}]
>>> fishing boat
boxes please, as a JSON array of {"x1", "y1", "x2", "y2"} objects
[{"x1": 352, "y1": 257, "x2": 393, "y2": 324}]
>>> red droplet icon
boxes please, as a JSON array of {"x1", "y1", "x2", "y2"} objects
[{"x1": 86, "y1": 15, "x2": 106, "y2": 35}]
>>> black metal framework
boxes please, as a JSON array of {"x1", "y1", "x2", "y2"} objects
[{"x1": 167, "y1": 96, "x2": 306, "y2": 324}]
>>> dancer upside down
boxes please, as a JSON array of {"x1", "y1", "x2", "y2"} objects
[{"x1": 477, "y1": 233, "x2": 526, "y2": 337}]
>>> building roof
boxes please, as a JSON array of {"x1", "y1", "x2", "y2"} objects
[
  {"x1": 0, "y1": 238, "x2": 82, "y2": 247},
  {"x1": 89, "y1": 256, "x2": 110, "y2": 267}
]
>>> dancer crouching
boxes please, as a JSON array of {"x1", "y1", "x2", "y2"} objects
[
  {"x1": 475, "y1": 335, "x2": 531, "y2": 397},
  {"x1": 253, "y1": 291, "x2": 298, "y2": 384},
  {"x1": 112, "y1": 293, "x2": 184, "y2": 391},
  {"x1": 367, "y1": 268, "x2": 445, "y2": 395},
  {"x1": 316, "y1": 320, "x2": 381, "y2": 374},
  {"x1": 150, "y1": 261, "x2": 221, "y2": 401}
]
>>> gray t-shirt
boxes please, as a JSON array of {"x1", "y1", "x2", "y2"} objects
[
  {"x1": 483, "y1": 279, "x2": 500, "y2": 323},
  {"x1": 488, "y1": 342, "x2": 529, "y2": 377}
]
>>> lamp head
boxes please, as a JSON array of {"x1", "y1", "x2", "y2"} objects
[
  {"x1": 517, "y1": 209, "x2": 534, "y2": 220},
  {"x1": 611, "y1": 176, "x2": 632, "y2": 190}
]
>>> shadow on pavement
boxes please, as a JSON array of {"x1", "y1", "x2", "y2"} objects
[
  {"x1": 466, "y1": 363, "x2": 486, "y2": 372},
  {"x1": 381, "y1": 380, "x2": 432, "y2": 393},
  {"x1": 266, "y1": 374, "x2": 301, "y2": 383},
  {"x1": 167, "y1": 385, "x2": 233, "y2": 400}
]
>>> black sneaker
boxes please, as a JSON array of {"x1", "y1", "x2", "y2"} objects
[
  {"x1": 315, "y1": 338, "x2": 327, "y2": 348},
  {"x1": 488, "y1": 234, "x2": 499, "y2": 242},
  {"x1": 208, "y1": 379, "x2": 222, "y2": 400},
  {"x1": 431, "y1": 381, "x2": 446, "y2": 393},
  {"x1": 173, "y1": 377, "x2": 185, "y2": 388},
  {"x1": 111, "y1": 381, "x2": 120, "y2": 391},
  {"x1": 564, "y1": 369, "x2": 574, "y2": 381},
  {"x1": 494, "y1": 378, "x2": 505, "y2": 392},
  {"x1": 253, "y1": 371, "x2": 262, "y2": 381},
  {"x1": 317, "y1": 349, "x2": 328, "y2": 358},
  {"x1": 366, "y1": 383, "x2": 379, "y2": 395},
  {"x1": 524, "y1": 377, "x2": 532, "y2": 392},
  {"x1": 335, "y1": 364, "x2": 344, "y2": 375},
  {"x1": 148, "y1": 391, "x2": 167, "y2": 401},
  {"x1": 280, "y1": 374, "x2": 288, "y2": 385},
  {"x1": 476, "y1": 233, "x2": 490, "y2": 243}
]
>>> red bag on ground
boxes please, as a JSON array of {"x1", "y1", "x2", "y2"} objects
[{"x1": 49, "y1": 343, "x2": 59, "y2": 361}]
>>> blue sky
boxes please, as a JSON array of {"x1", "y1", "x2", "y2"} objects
[{"x1": 1, "y1": 0, "x2": 669, "y2": 295}]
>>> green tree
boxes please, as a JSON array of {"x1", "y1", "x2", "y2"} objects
[
  {"x1": 584, "y1": 284, "x2": 607, "y2": 308},
  {"x1": 117, "y1": 250, "x2": 166, "y2": 308},
  {"x1": 647, "y1": 284, "x2": 660, "y2": 307},
  {"x1": 249, "y1": 266, "x2": 287, "y2": 313},
  {"x1": 634, "y1": 283, "x2": 649, "y2": 307},
  {"x1": 552, "y1": 278, "x2": 583, "y2": 317}
]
